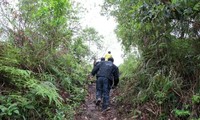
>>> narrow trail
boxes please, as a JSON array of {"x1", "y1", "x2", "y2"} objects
[{"x1": 75, "y1": 82, "x2": 121, "y2": 120}]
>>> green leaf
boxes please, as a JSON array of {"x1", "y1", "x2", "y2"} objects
[
  {"x1": 174, "y1": 109, "x2": 190, "y2": 117},
  {"x1": 0, "y1": 105, "x2": 7, "y2": 112},
  {"x1": 193, "y1": 2, "x2": 200, "y2": 11},
  {"x1": 25, "y1": 105, "x2": 35, "y2": 109},
  {"x1": 13, "y1": 110, "x2": 20, "y2": 115}
]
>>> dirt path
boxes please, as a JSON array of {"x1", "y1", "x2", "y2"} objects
[{"x1": 75, "y1": 82, "x2": 120, "y2": 120}]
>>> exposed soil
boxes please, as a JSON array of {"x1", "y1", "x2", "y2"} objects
[{"x1": 75, "y1": 82, "x2": 121, "y2": 120}]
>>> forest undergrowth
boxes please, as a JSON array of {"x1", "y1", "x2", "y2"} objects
[
  {"x1": 0, "y1": 0, "x2": 101, "y2": 119},
  {"x1": 1, "y1": 0, "x2": 200, "y2": 120},
  {"x1": 103, "y1": 0, "x2": 200, "y2": 119}
]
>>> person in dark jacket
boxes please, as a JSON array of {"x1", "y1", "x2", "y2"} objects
[
  {"x1": 93, "y1": 57, "x2": 105, "y2": 81},
  {"x1": 94, "y1": 57, "x2": 105, "y2": 67},
  {"x1": 91, "y1": 57, "x2": 119, "y2": 112}
]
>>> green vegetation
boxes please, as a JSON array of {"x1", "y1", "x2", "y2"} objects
[
  {"x1": 103, "y1": 0, "x2": 200, "y2": 119},
  {"x1": 1, "y1": 0, "x2": 200, "y2": 119},
  {"x1": 0, "y1": 0, "x2": 102, "y2": 119}
]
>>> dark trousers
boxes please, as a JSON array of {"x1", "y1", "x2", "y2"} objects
[{"x1": 96, "y1": 77, "x2": 111, "y2": 110}]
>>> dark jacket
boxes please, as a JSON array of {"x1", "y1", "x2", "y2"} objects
[
  {"x1": 94, "y1": 61, "x2": 101, "y2": 67},
  {"x1": 91, "y1": 61, "x2": 119, "y2": 86}
]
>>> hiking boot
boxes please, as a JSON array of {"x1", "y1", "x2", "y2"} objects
[{"x1": 95, "y1": 98, "x2": 101, "y2": 106}]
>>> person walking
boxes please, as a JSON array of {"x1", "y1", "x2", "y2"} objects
[
  {"x1": 93, "y1": 57, "x2": 105, "y2": 82},
  {"x1": 91, "y1": 57, "x2": 119, "y2": 112},
  {"x1": 105, "y1": 51, "x2": 112, "y2": 61},
  {"x1": 94, "y1": 57, "x2": 105, "y2": 67}
]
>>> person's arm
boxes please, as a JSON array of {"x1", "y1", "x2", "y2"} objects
[
  {"x1": 93, "y1": 57, "x2": 97, "y2": 67},
  {"x1": 113, "y1": 66, "x2": 119, "y2": 86},
  {"x1": 91, "y1": 62, "x2": 100, "y2": 76}
]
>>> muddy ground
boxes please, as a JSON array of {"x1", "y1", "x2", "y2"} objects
[{"x1": 75, "y1": 82, "x2": 121, "y2": 120}]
